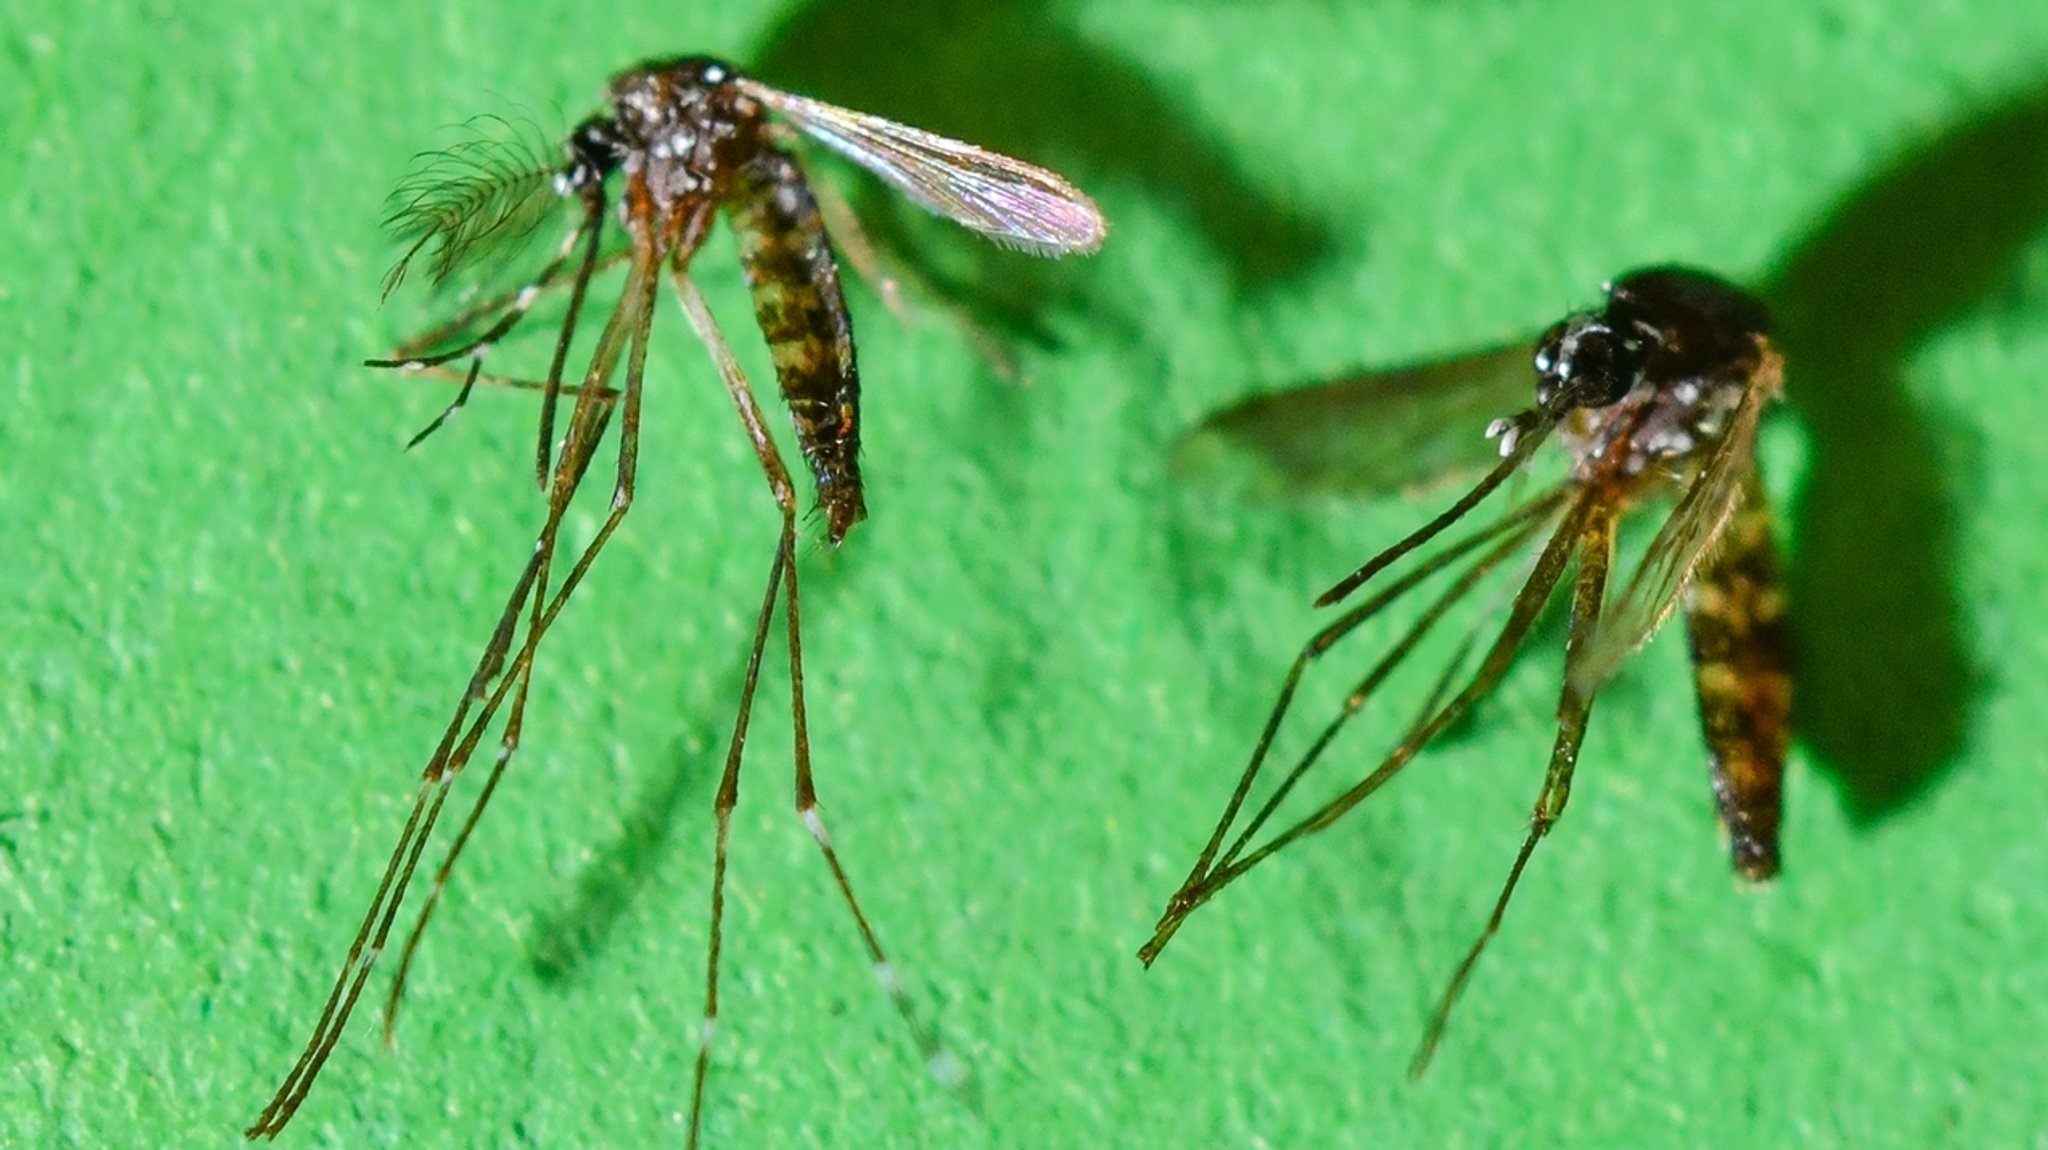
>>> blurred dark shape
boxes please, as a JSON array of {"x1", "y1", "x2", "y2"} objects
[{"x1": 1761, "y1": 81, "x2": 2048, "y2": 822}]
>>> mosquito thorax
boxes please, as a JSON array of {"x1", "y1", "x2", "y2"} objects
[{"x1": 601, "y1": 56, "x2": 761, "y2": 201}]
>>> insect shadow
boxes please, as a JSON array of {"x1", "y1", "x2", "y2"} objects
[
  {"x1": 753, "y1": 0, "x2": 1340, "y2": 343},
  {"x1": 1762, "y1": 75, "x2": 2048, "y2": 820}
]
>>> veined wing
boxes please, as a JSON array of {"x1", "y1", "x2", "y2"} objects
[
  {"x1": 381, "y1": 116, "x2": 566, "y2": 296},
  {"x1": 1567, "y1": 349, "x2": 1781, "y2": 696},
  {"x1": 736, "y1": 79, "x2": 1107, "y2": 257},
  {"x1": 1171, "y1": 341, "x2": 1536, "y2": 502}
]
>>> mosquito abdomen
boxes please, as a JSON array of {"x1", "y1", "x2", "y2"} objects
[
  {"x1": 1684, "y1": 466, "x2": 1790, "y2": 880},
  {"x1": 728, "y1": 146, "x2": 864, "y2": 543}
]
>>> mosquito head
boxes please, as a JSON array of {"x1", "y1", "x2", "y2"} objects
[
  {"x1": 1533, "y1": 313, "x2": 1646, "y2": 413},
  {"x1": 556, "y1": 116, "x2": 625, "y2": 196}
]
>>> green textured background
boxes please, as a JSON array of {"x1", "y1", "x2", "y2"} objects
[{"x1": 8, "y1": 2, "x2": 2048, "y2": 1147}]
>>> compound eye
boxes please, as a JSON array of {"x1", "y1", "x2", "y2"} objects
[
  {"x1": 1537, "y1": 319, "x2": 1641, "y2": 411},
  {"x1": 1571, "y1": 329, "x2": 1642, "y2": 406}
]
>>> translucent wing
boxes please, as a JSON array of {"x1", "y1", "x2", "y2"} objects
[
  {"x1": 1567, "y1": 353, "x2": 1780, "y2": 695},
  {"x1": 381, "y1": 116, "x2": 565, "y2": 296},
  {"x1": 736, "y1": 79, "x2": 1107, "y2": 257},
  {"x1": 1171, "y1": 341, "x2": 1537, "y2": 502}
]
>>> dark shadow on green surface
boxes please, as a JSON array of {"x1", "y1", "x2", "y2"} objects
[
  {"x1": 752, "y1": 0, "x2": 1340, "y2": 343},
  {"x1": 1759, "y1": 80, "x2": 2048, "y2": 822},
  {"x1": 527, "y1": 546, "x2": 870, "y2": 983},
  {"x1": 528, "y1": 726, "x2": 710, "y2": 984}
]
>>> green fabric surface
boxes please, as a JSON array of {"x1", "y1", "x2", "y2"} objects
[{"x1": 7, "y1": 3, "x2": 2048, "y2": 1148}]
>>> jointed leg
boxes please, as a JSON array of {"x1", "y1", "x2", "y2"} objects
[
  {"x1": 377, "y1": 245, "x2": 661, "y2": 1036},
  {"x1": 1143, "y1": 492, "x2": 1594, "y2": 964},
  {"x1": 246, "y1": 244, "x2": 660, "y2": 1140},
  {"x1": 1141, "y1": 489, "x2": 1567, "y2": 965},
  {"x1": 1408, "y1": 499, "x2": 1616, "y2": 1078},
  {"x1": 671, "y1": 273, "x2": 956, "y2": 1150}
]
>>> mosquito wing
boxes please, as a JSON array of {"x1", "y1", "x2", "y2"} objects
[
  {"x1": 1567, "y1": 354, "x2": 1779, "y2": 696},
  {"x1": 381, "y1": 116, "x2": 566, "y2": 297},
  {"x1": 1170, "y1": 341, "x2": 1536, "y2": 502},
  {"x1": 736, "y1": 80, "x2": 1107, "y2": 257}
]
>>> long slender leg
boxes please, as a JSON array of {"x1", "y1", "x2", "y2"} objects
[
  {"x1": 1211, "y1": 498, "x2": 1564, "y2": 874},
  {"x1": 378, "y1": 387, "x2": 622, "y2": 1039},
  {"x1": 1143, "y1": 493, "x2": 1595, "y2": 962},
  {"x1": 384, "y1": 360, "x2": 619, "y2": 401},
  {"x1": 779, "y1": 466, "x2": 961, "y2": 1095},
  {"x1": 1182, "y1": 490, "x2": 1568, "y2": 898},
  {"x1": 672, "y1": 274, "x2": 957, "y2": 1150},
  {"x1": 1408, "y1": 498, "x2": 1617, "y2": 1078},
  {"x1": 377, "y1": 241, "x2": 665, "y2": 1039},
  {"x1": 1145, "y1": 489, "x2": 1566, "y2": 966},
  {"x1": 1316, "y1": 413, "x2": 1554, "y2": 607},
  {"x1": 245, "y1": 242, "x2": 661, "y2": 1141}
]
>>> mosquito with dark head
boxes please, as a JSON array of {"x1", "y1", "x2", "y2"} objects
[
  {"x1": 245, "y1": 55, "x2": 1103, "y2": 1145},
  {"x1": 1142, "y1": 266, "x2": 1790, "y2": 1074}
]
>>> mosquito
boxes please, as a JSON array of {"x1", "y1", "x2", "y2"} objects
[
  {"x1": 245, "y1": 55, "x2": 1104, "y2": 1144},
  {"x1": 1141, "y1": 266, "x2": 1790, "y2": 1075}
]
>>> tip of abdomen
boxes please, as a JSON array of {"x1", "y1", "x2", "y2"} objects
[{"x1": 823, "y1": 489, "x2": 867, "y2": 546}]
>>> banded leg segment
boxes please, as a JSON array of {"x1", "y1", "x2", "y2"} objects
[
  {"x1": 672, "y1": 273, "x2": 956, "y2": 1150},
  {"x1": 1409, "y1": 496, "x2": 1618, "y2": 1077},
  {"x1": 245, "y1": 233, "x2": 665, "y2": 1140}
]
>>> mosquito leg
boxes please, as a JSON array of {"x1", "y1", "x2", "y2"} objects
[
  {"x1": 1317, "y1": 413, "x2": 1555, "y2": 607},
  {"x1": 1145, "y1": 489, "x2": 1566, "y2": 962},
  {"x1": 688, "y1": 521, "x2": 790, "y2": 1150},
  {"x1": 380, "y1": 388, "x2": 625, "y2": 1038},
  {"x1": 781, "y1": 491, "x2": 962, "y2": 1096},
  {"x1": 1408, "y1": 499, "x2": 1617, "y2": 1078},
  {"x1": 669, "y1": 271, "x2": 794, "y2": 1150},
  {"x1": 1143, "y1": 494, "x2": 1595, "y2": 963},
  {"x1": 1211, "y1": 494, "x2": 1566, "y2": 874},
  {"x1": 530, "y1": 185, "x2": 614, "y2": 488},
  {"x1": 246, "y1": 248, "x2": 658, "y2": 1140},
  {"x1": 246, "y1": 534, "x2": 557, "y2": 1139},
  {"x1": 672, "y1": 273, "x2": 959, "y2": 1148},
  {"x1": 377, "y1": 240, "x2": 661, "y2": 1040}
]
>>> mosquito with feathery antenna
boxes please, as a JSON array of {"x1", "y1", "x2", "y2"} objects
[{"x1": 244, "y1": 55, "x2": 1103, "y2": 1146}]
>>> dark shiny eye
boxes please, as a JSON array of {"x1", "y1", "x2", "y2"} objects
[
  {"x1": 1535, "y1": 318, "x2": 1641, "y2": 411},
  {"x1": 1570, "y1": 328, "x2": 1638, "y2": 406}
]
